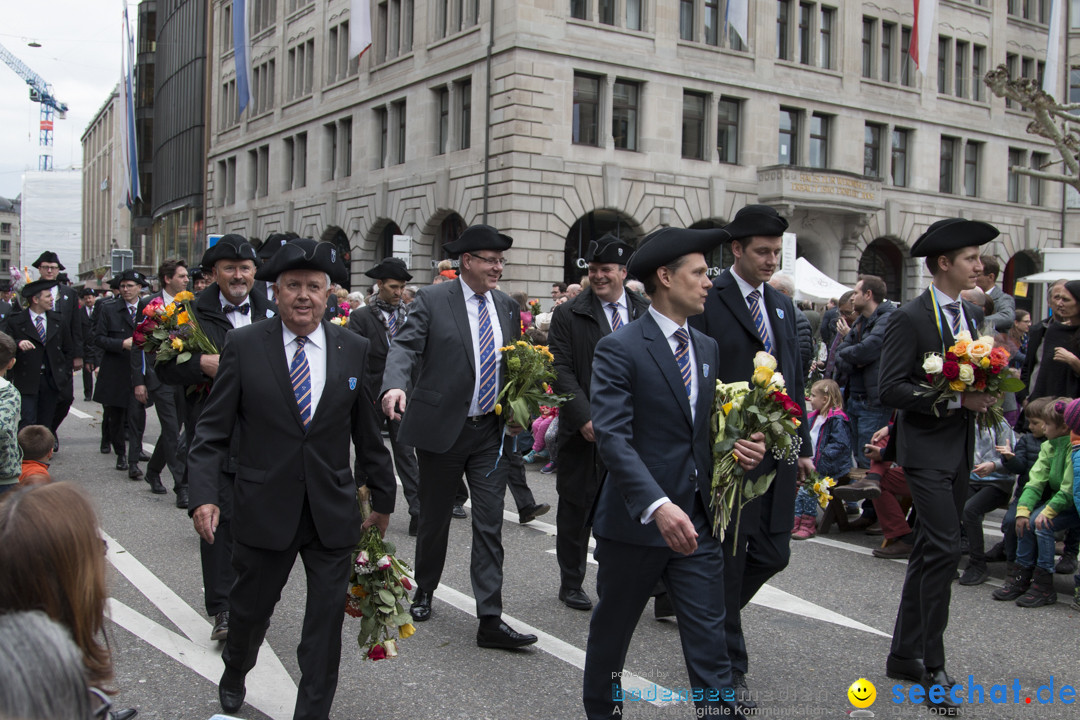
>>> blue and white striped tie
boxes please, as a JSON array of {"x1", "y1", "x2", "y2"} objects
[{"x1": 475, "y1": 294, "x2": 497, "y2": 413}]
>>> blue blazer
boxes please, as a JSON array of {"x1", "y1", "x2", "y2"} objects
[{"x1": 590, "y1": 312, "x2": 719, "y2": 547}]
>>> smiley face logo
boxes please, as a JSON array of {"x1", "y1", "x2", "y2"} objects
[{"x1": 847, "y1": 678, "x2": 876, "y2": 709}]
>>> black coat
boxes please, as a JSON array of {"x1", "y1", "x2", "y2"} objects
[
  {"x1": 346, "y1": 305, "x2": 393, "y2": 401},
  {"x1": 52, "y1": 285, "x2": 83, "y2": 362},
  {"x1": 92, "y1": 298, "x2": 139, "y2": 408},
  {"x1": 794, "y1": 306, "x2": 814, "y2": 372},
  {"x1": 79, "y1": 305, "x2": 102, "y2": 366},
  {"x1": 2, "y1": 309, "x2": 72, "y2": 395},
  {"x1": 835, "y1": 300, "x2": 897, "y2": 406}
]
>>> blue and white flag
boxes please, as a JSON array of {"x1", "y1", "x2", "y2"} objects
[
  {"x1": 119, "y1": 1, "x2": 140, "y2": 210},
  {"x1": 233, "y1": 0, "x2": 252, "y2": 115}
]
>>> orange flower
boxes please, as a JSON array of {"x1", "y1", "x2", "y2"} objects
[{"x1": 176, "y1": 311, "x2": 190, "y2": 325}]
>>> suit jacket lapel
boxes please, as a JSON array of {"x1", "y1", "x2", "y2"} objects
[
  {"x1": 368, "y1": 306, "x2": 390, "y2": 352},
  {"x1": 447, "y1": 281, "x2": 476, "y2": 376},
  {"x1": 309, "y1": 322, "x2": 341, "y2": 430},
  {"x1": 587, "y1": 290, "x2": 612, "y2": 338},
  {"x1": 495, "y1": 292, "x2": 515, "y2": 342},
  {"x1": 264, "y1": 318, "x2": 304, "y2": 429},
  {"x1": 717, "y1": 271, "x2": 763, "y2": 348},
  {"x1": 692, "y1": 331, "x2": 712, "y2": 436},
  {"x1": 763, "y1": 285, "x2": 787, "y2": 358},
  {"x1": 642, "y1": 314, "x2": 693, "y2": 428}
]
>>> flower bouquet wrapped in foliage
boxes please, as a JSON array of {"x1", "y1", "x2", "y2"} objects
[
  {"x1": 802, "y1": 470, "x2": 837, "y2": 510},
  {"x1": 345, "y1": 524, "x2": 416, "y2": 661},
  {"x1": 494, "y1": 340, "x2": 572, "y2": 430},
  {"x1": 133, "y1": 291, "x2": 218, "y2": 366},
  {"x1": 528, "y1": 298, "x2": 543, "y2": 316},
  {"x1": 917, "y1": 331, "x2": 1024, "y2": 429},
  {"x1": 710, "y1": 352, "x2": 803, "y2": 544}
]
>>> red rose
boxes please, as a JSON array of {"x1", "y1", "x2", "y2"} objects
[
  {"x1": 771, "y1": 390, "x2": 803, "y2": 418},
  {"x1": 401, "y1": 576, "x2": 413, "y2": 591},
  {"x1": 942, "y1": 361, "x2": 960, "y2": 380},
  {"x1": 946, "y1": 352, "x2": 959, "y2": 362},
  {"x1": 974, "y1": 378, "x2": 987, "y2": 391},
  {"x1": 132, "y1": 330, "x2": 146, "y2": 347},
  {"x1": 367, "y1": 644, "x2": 387, "y2": 661}
]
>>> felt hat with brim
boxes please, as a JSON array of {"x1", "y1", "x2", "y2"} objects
[
  {"x1": 254, "y1": 238, "x2": 349, "y2": 286},
  {"x1": 31, "y1": 251, "x2": 64, "y2": 270},
  {"x1": 257, "y1": 232, "x2": 298, "y2": 261},
  {"x1": 201, "y1": 234, "x2": 258, "y2": 270},
  {"x1": 442, "y1": 224, "x2": 513, "y2": 258},
  {"x1": 723, "y1": 205, "x2": 789, "y2": 242},
  {"x1": 909, "y1": 218, "x2": 999, "y2": 257},
  {"x1": 114, "y1": 270, "x2": 150, "y2": 288},
  {"x1": 365, "y1": 257, "x2": 413, "y2": 281},
  {"x1": 21, "y1": 279, "x2": 59, "y2": 299},
  {"x1": 586, "y1": 233, "x2": 635, "y2": 265},
  {"x1": 626, "y1": 227, "x2": 728, "y2": 280},
  {"x1": 78, "y1": 287, "x2": 97, "y2": 298}
]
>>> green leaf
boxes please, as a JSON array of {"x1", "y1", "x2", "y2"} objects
[
  {"x1": 176, "y1": 351, "x2": 192, "y2": 364},
  {"x1": 377, "y1": 588, "x2": 396, "y2": 606}
]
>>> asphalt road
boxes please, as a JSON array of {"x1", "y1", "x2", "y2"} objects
[{"x1": 46, "y1": 397, "x2": 1080, "y2": 720}]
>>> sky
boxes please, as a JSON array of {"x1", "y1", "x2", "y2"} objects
[{"x1": 0, "y1": 1, "x2": 124, "y2": 200}]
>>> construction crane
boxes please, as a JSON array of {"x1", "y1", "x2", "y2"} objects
[{"x1": 0, "y1": 40, "x2": 68, "y2": 171}]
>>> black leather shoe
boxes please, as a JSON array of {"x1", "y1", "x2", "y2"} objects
[
  {"x1": 408, "y1": 515, "x2": 418, "y2": 536},
  {"x1": 653, "y1": 592, "x2": 675, "y2": 619},
  {"x1": 109, "y1": 709, "x2": 138, "y2": 720},
  {"x1": 175, "y1": 487, "x2": 189, "y2": 509},
  {"x1": 518, "y1": 502, "x2": 551, "y2": 524},
  {"x1": 128, "y1": 463, "x2": 144, "y2": 480},
  {"x1": 115, "y1": 456, "x2": 128, "y2": 471},
  {"x1": 219, "y1": 667, "x2": 246, "y2": 714},
  {"x1": 452, "y1": 504, "x2": 467, "y2": 519},
  {"x1": 100, "y1": 442, "x2": 111, "y2": 454},
  {"x1": 886, "y1": 654, "x2": 926, "y2": 683},
  {"x1": 476, "y1": 619, "x2": 538, "y2": 649},
  {"x1": 733, "y1": 672, "x2": 757, "y2": 711},
  {"x1": 53, "y1": 438, "x2": 59, "y2": 453},
  {"x1": 923, "y1": 668, "x2": 961, "y2": 713},
  {"x1": 559, "y1": 586, "x2": 593, "y2": 610},
  {"x1": 139, "y1": 450, "x2": 151, "y2": 462},
  {"x1": 210, "y1": 611, "x2": 229, "y2": 642},
  {"x1": 145, "y1": 473, "x2": 166, "y2": 494},
  {"x1": 410, "y1": 588, "x2": 432, "y2": 621}
]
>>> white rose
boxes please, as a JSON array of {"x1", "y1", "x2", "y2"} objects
[
  {"x1": 770, "y1": 372, "x2": 786, "y2": 389},
  {"x1": 923, "y1": 354, "x2": 944, "y2": 375},
  {"x1": 954, "y1": 330, "x2": 973, "y2": 343},
  {"x1": 958, "y1": 363, "x2": 975, "y2": 384},
  {"x1": 753, "y1": 351, "x2": 777, "y2": 370}
]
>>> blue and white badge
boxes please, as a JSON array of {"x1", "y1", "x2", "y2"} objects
[
  {"x1": 776, "y1": 308, "x2": 785, "y2": 320},
  {"x1": 703, "y1": 363, "x2": 710, "y2": 379},
  {"x1": 348, "y1": 377, "x2": 357, "y2": 390}
]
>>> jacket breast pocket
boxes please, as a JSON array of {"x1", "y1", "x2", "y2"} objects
[
  {"x1": 235, "y1": 466, "x2": 266, "y2": 484},
  {"x1": 646, "y1": 463, "x2": 670, "y2": 483},
  {"x1": 412, "y1": 387, "x2": 442, "y2": 407}
]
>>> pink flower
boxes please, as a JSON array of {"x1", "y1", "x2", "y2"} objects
[
  {"x1": 355, "y1": 551, "x2": 369, "y2": 567},
  {"x1": 401, "y1": 576, "x2": 413, "y2": 591},
  {"x1": 143, "y1": 297, "x2": 164, "y2": 317},
  {"x1": 376, "y1": 555, "x2": 392, "y2": 570},
  {"x1": 367, "y1": 644, "x2": 386, "y2": 661}
]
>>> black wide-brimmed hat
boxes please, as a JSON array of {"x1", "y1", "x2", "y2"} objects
[
  {"x1": 585, "y1": 233, "x2": 635, "y2": 265},
  {"x1": 254, "y1": 238, "x2": 349, "y2": 285},
  {"x1": 21, "y1": 279, "x2": 59, "y2": 299},
  {"x1": 723, "y1": 205, "x2": 789, "y2": 242},
  {"x1": 200, "y1": 234, "x2": 258, "y2": 270},
  {"x1": 365, "y1": 257, "x2": 413, "y2": 282},
  {"x1": 442, "y1": 224, "x2": 513, "y2": 258},
  {"x1": 910, "y1": 218, "x2": 999, "y2": 258},
  {"x1": 626, "y1": 227, "x2": 728, "y2": 281},
  {"x1": 78, "y1": 287, "x2": 97, "y2": 298},
  {"x1": 114, "y1": 270, "x2": 150, "y2": 288},
  {"x1": 257, "y1": 232, "x2": 298, "y2": 261},
  {"x1": 31, "y1": 251, "x2": 64, "y2": 270}
]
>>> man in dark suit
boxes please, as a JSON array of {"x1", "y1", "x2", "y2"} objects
[
  {"x1": 583, "y1": 228, "x2": 764, "y2": 720},
  {"x1": 0, "y1": 281, "x2": 14, "y2": 322},
  {"x1": 251, "y1": 231, "x2": 295, "y2": 305},
  {"x1": 2, "y1": 279, "x2": 73, "y2": 428},
  {"x1": 188, "y1": 238, "x2": 395, "y2": 720},
  {"x1": 157, "y1": 234, "x2": 276, "y2": 642},
  {"x1": 31, "y1": 251, "x2": 83, "y2": 445},
  {"x1": 92, "y1": 270, "x2": 150, "y2": 474},
  {"x1": 688, "y1": 205, "x2": 813, "y2": 711},
  {"x1": 348, "y1": 256, "x2": 422, "y2": 535},
  {"x1": 878, "y1": 218, "x2": 997, "y2": 713},
  {"x1": 78, "y1": 288, "x2": 99, "y2": 401},
  {"x1": 136, "y1": 259, "x2": 190, "y2": 502},
  {"x1": 548, "y1": 233, "x2": 649, "y2": 611},
  {"x1": 975, "y1": 254, "x2": 1016, "y2": 333},
  {"x1": 381, "y1": 224, "x2": 537, "y2": 649}
]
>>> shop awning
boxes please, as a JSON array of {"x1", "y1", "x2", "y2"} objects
[
  {"x1": 1018, "y1": 271, "x2": 1080, "y2": 283},
  {"x1": 794, "y1": 257, "x2": 853, "y2": 303}
]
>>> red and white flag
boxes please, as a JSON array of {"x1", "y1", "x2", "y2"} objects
[
  {"x1": 909, "y1": 0, "x2": 938, "y2": 71},
  {"x1": 350, "y1": 0, "x2": 373, "y2": 59}
]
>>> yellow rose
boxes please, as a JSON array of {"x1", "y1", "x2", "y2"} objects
[
  {"x1": 171, "y1": 337, "x2": 184, "y2": 351},
  {"x1": 165, "y1": 303, "x2": 177, "y2": 318},
  {"x1": 174, "y1": 290, "x2": 194, "y2": 302},
  {"x1": 967, "y1": 339, "x2": 993, "y2": 360},
  {"x1": 399, "y1": 622, "x2": 416, "y2": 639},
  {"x1": 753, "y1": 351, "x2": 777, "y2": 370},
  {"x1": 722, "y1": 401, "x2": 733, "y2": 415},
  {"x1": 176, "y1": 311, "x2": 190, "y2": 325},
  {"x1": 752, "y1": 365, "x2": 774, "y2": 387},
  {"x1": 949, "y1": 379, "x2": 967, "y2": 392},
  {"x1": 494, "y1": 403, "x2": 502, "y2": 415},
  {"x1": 980, "y1": 357, "x2": 991, "y2": 369}
]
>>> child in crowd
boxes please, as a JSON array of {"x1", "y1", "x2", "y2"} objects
[
  {"x1": 792, "y1": 379, "x2": 853, "y2": 540},
  {"x1": 18, "y1": 425, "x2": 54, "y2": 486},
  {"x1": 0, "y1": 332, "x2": 20, "y2": 497},
  {"x1": 958, "y1": 417, "x2": 1016, "y2": 585},
  {"x1": 524, "y1": 387, "x2": 559, "y2": 468},
  {"x1": 993, "y1": 397, "x2": 1076, "y2": 607},
  {"x1": 993, "y1": 397, "x2": 1050, "y2": 564}
]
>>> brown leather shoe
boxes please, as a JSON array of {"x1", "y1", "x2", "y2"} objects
[
  {"x1": 832, "y1": 474, "x2": 882, "y2": 500},
  {"x1": 872, "y1": 539, "x2": 913, "y2": 559}
]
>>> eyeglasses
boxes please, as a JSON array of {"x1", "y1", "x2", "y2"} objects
[
  {"x1": 89, "y1": 687, "x2": 112, "y2": 719},
  {"x1": 468, "y1": 254, "x2": 505, "y2": 267},
  {"x1": 38, "y1": 264, "x2": 60, "y2": 271}
]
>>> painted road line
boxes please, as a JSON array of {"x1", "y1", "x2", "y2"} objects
[{"x1": 68, "y1": 406, "x2": 93, "y2": 420}]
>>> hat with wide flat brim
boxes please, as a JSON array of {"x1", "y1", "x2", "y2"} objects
[
  {"x1": 586, "y1": 233, "x2": 635, "y2": 265},
  {"x1": 442, "y1": 224, "x2": 513, "y2": 258},
  {"x1": 626, "y1": 227, "x2": 728, "y2": 280},
  {"x1": 21, "y1": 279, "x2": 59, "y2": 299},
  {"x1": 31, "y1": 251, "x2": 64, "y2": 270},
  {"x1": 254, "y1": 238, "x2": 349, "y2": 285},
  {"x1": 257, "y1": 232, "x2": 298, "y2": 261},
  {"x1": 113, "y1": 270, "x2": 150, "y2": 288},
  {"x1": 723, "y1": 205, "x2": 789, "y2": 242},
  {"x1": 200, "y1": 234, "x2": 258, "y2": 270},
  {"x1": 365, "y1": 257, "x2": 412, "y2": 281},
  {"x1": 909, "y1": 218, "x2": 999, "y2": 257}
]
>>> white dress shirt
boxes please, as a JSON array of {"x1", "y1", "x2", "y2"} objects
[
  {"x1": 932, "y1": 283, "x2": 969, "y2": 410},
  {"x1": 641, "y1": 305, "x2": 699, "y2": 525},
  {"x1": 162, "y1": 289, "x2": 176, "y2": 306},
  {"x1": 731, "y1": 268, "x2": 776, "y2": 350},
  {"x1": 29, "y1": 310, "x2": 47, "y2": 337},
  {"x1": 219, "y1": 292, "x2": 252, "y2": 329},
  {"x1": 603, "y1": 289, "x2": 630, "y2": 330},
  {"x1": 282, "y1": 322, "x2": 327, "y2": 419},
  {"x1": 460, "y1": 277, "x2": 504, "y2": 417}
]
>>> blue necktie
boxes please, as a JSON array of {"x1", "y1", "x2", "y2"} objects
[
  {"x1": 607, "y1": 302, "x2": 623, "y2": 331},
  {"x1": 387, "y1": 311, "x2": 398, "y2": 339},
  {"x1": 944, "y1": 301, "x2": 962, "y2": 336},
  {"x1": 290, "y1": 336, "x2": 312, "y2": 428},
  {"x1": 747, "y1": 290, "x2": 774, "y2": 353},
  {"x1": 475, "y1": 294, "x2": 497, "y2": 413},
  {"x1": 674, "y1": 328, "x2": 692, "y2": 399},
  {"x1": 34, "y1": 315, "x2": 46, "y2": 343}
]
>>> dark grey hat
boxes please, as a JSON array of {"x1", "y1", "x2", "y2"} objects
[
  {"x1": 626, "y1": 227, "x2": 728, "y2": 281},
  {"x1": 257, "y1": 232, "x2": 298, "y2": 261},
  {"x1": 113, "y1": 270, "x2": 150, "y2": 288},
  {"x1": 31, "y1": 251, "x2": 64, "y2": 270},
  {"x1": 910, "y1": 218, "x2": 999, "y2": 258},
  {"x1": 77, "y1": 287, "x2": 97, "y2": 298},
  {"x1": 201, "y1": 234, "x2": 258, "y2": 270},
  {"x1": 723, "y1": 205, "x2": 789, "y2": 242},
  {"x1": 254, "y1": 238, "x2": 349, "y2": 285},
  {"x1": 365, "y1": 257, "x2": 413, "y2": 281},
  {"x1": 21, "y1": 279, "x2": 59, "y2": 299},
  {"x1": 442, "y1": 224, "x2": 513, "y2": 258},
  {"x1": 586, "y1": 233, "x2": 635, "y2": 265}
]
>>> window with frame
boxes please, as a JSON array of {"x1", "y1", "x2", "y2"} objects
[
  {"x1": 251, "y1": 0, "x2": 276, "y2": 34},
  {"x1": 937, "y1": 36, "x2": 951, "y2": 94},
  {"x1": 394, "y1": 100, "x2": 407, "y2": 165},
  {"x1": 436, "y1": 88, "x2": 450, "y2": 155},
  {"x1": 283, "y1": 132, "x2": 307, "y2": 190},
  {"x1": 880, "y1": 22, "x2": 894, "y2": 81},
  {"x1": 1007, "y1": 148, "x2": 1024, "y2": 203},
  {"x1": 377, "y1": 0, "x2": 414, "y2": 62},
  {"x1": 599, "y1": 0, "x2": 614, "y2": 24},
  {"x1": 324, "y1": 118, "x2": 353, "y2": 181},
  {"x1": 222, "y1": 3, "x2": 234, "y2": 51},
  {"x1": 798, "y1": 3, "x2": 812, "y2": 64},
  {"x1": 376, "y1": 107, "x2": 389, "y2": 168},
  {"x1": 680, "y1": 0, "x2": 694, "y2": 40},
  {"x1": 864, "y1": 122, "x2": 884, "y2": 178},
  {"x1": 612, "y1": 79, "x2": 640, "y2": 151},
  {"x1": 819, "y1": 6, "x2": 834, "y2": 68},
  {"x1": 327, "y1": 21, "x2": 360, "y2": 84},
  {"x1": 1006, "y1": 54, "x2": 1019, "y2": 109},
  {"x1": 972, "y1": 46, "x2": 986, "y2": 101},
  {"x1": 288, "y1": 0, "x2": 314, "y2": 13},
  {"x1": 1030, "y1": 152, "x2": 1047, "y2": 205},
  {"x1": 0, "y1": 223, "x2": 10, "y2": 235},
  {"x1": 964, "y1": 141, "x2": 980, "y2": 196},
  {"x1": 861, "y1": 18, "x2": 873, "y2": 78},
  {"x1": 252, "y1": 59, "x2": 275, "y2": 116},
  {"x1": 571, "y1": 0, "x2": 587, "y2": 20},
  {"x1": 626, "y1": 0, "x2": 642, "y2": 30},
  {"x1": 573, "y1": 73, "x2": 601, "y2": 146},
  {"x1": 437, "y1": 0, "x2": 479, "y2": 39},
  {"x1": 257, "y1": 144, "x2": 270, "y2": 198},
  {"x1": 681, "y1": 0, "x2": 745, "y2": 49},
  {"x1": 1071, "y1": 66, "x2": 1080, "y2": 111},
  {"x1": 940, "y1": 136, "x2": 958, "y2": 194},
  {"x1": 717, "y1": 98, "x2": 740, "y2": 164},
  {"x1": 287, "y1": 40, "x2": 314, "y2": 101},
  {"x1": 247, "y1": 148, "x2": 258, "y2": 199},
  {"x1": 682, "y1": 91, "x2": 707, "y2": 160},
  {"x1": 458, "y1": 80, "x2": 473, "y2": 150},
  {"x1": 220, "y1": 79, "x2": 238, "y2": 129},
  {"x1": 778, "y1": 107, "x2": 799, "y2": 164},
  {"x1": 891, "y1": 128, "x2": 910, "y2": 187},
  {"x1": 954, "y1": 41, "x2": 969, "y2": 98},
  {"x1": 809, "y1": 113, "x2": 829, "y2": 168},
  {"x1": 900, "y1": 27, "x2": 914, "y2": 86},
  {"x1": 777, "y1": 0, "x2": 792, "y2": 60}
]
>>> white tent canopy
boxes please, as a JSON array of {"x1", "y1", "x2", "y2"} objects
[{"x1": 791, "y1": 256, "x2": 852, "y2": 303}]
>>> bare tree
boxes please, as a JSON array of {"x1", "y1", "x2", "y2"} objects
[{"x1": 984, "y1": 64, "x2": 1080, "y2": 192}]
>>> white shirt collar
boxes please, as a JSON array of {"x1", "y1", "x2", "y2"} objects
[
  {"x1": 731, "y1": 268, "x2": 765, "y2": 299},
  {"x1": 162, "y1": 289, "x2": 175, "y2": 306},
  {"x1": 648, "y1": 305, "x2": 688, "y2": 339},
  {"x1": 218, "y1": 291, "x2": 251, "y2": 311},
  {"x1": 931, "y1": 283, "x2": 961, "y2": 305},
  {"x1": 458, "y1": 276, "x2": 491, "y2": 302},
  {"x1": 600, "y1": 289, "x2": 626, "y2": 310},
  {"x1": 282, "y1": 321, "x2": 326, "y2": 350}
]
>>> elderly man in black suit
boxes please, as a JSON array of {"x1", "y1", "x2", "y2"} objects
[
  {"x1": 878, "y1": 219, "x2": 996, "y2": 713},
  {"x1": 31, "y1": 252, "x2": 83, "y2": 447},
  {"x1": 381, "y1": 224, "x2": 537, "y2": 650},
  {"x1": 348, "y1": 256, "x2": 422, "y2": 535},
  {"x1": 688, "y1": 205, "x2": 814, "y2": 711},
  {"x1": 548, "y1": 233, "x2": 649, "y2": 611},
  {"x1": 583, "y1": 228, "x2": 764, "y2": 720},
  {"x1": 157, "y1": 234, "x2": 277, "y2": 642},
  {"x1": 2, "y1": 279, "x2": 73, "y2": 428},
  {"x1": 189, "y1": 238, "x2": 395, "y2": 720}
]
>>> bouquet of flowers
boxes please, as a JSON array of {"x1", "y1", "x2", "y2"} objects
[
  {"x1": 918, "y1": 331, "x2": 1024, "y2": 429},
  {"x1": 494, "y1": 340, "x2": 572, "y2": 430},
  {"x1": 345, "y1": 524, "x2": 416, "y2": 661},
  {"x1": 133, "y1": 291, "x2": 218, "y2": 366},
  {"x1": 803, "y1": 470, "x2": 837, "y2": 510},
  {"x1": 710, "y1": 352, "x2": 804, "y2": 544},
  {"x1": 330, "y1": 315, "x2": 349, "y2": 326},
  {"x1": 528, "y1": 298, "x2": 543, "y2": 316}
]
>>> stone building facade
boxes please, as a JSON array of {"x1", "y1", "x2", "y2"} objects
[
  {"x1": 205, "y1": 0, "x2": 1075, "y2": 305},
  {"x1": 0, "y1": 196, "x2": 19, "y2": 281},
  {"x1": 79, "y1": 86, "x2": 133, "y2": 283}
]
